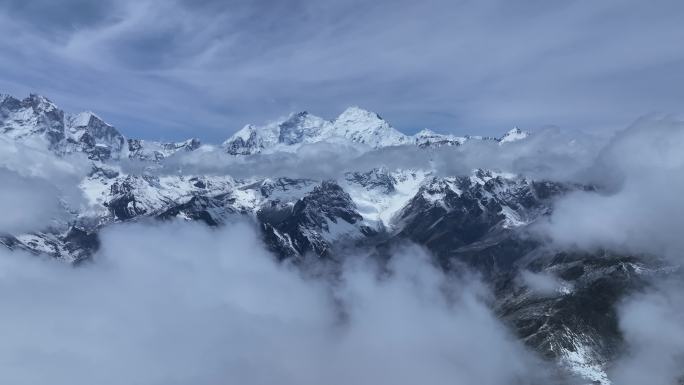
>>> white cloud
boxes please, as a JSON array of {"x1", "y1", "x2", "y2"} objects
[
  {"x1": 0, "y1": 220, "x2": 552, "y2": 385},
  {"x1": 153, "y1": 125, "x2": 603, "y2": 183},
  {"x1": 0, "y1": 138, "x2": 88, "y2": 232},
  {"x1": 519, "y1": 270, "x2": 571, "y2": 296},
  {"x1": 541, "y1": 116, "x2": 684, "y2": 260},
  {"x1": 609, "y1": 280, "x2": 684, "y2": 385},
  {"x1": 537, "y1": 117, "x2": 684, "y2": 384},
  {"x1": 0, "y1": 168, "x2": 64, "y2": 233}
]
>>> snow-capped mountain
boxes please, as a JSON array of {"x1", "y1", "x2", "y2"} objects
[
  {"x1": 223, "y1": 107, "x2": 410, "y2": 154},
  {"x1": 2, "y1": 94, "x2": 526, "y2": 160},
  {"x1": 127, "y1": 138, "x2": 201, "y2": 161},
  {"x1": 0, "y1": 93, "x2": 665, "y2": 385},
  {"x1": 1, "y1": 94, "x2": 202, "y2": 161},
  {"x1": 223, "y1": 106, "x2": 526, "y2": 155},
  {"x1": 412, "y1": 128, "x2": 467, "y2": 147},
  {"x1": 1, "y1": 94, "x2": 68, "y2": 149},
  {"x1": 500, "y1": 127, "x2": 530, "y2": 144},
  {"x1": 65, "y1": 111, "x2": 127, "y2": 160}
]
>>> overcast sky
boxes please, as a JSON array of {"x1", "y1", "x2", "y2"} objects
[{"x1": 1, "y1": 0, "x2": 683, "y2": 142}]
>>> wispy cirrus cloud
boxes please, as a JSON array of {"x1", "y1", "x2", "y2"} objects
[{"x1": 1, "y1": 0, "x2": 684, "y2": 141}]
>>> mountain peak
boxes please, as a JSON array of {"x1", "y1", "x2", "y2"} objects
[
  {"x1": 415, "y1": 128, "x2": 436, "y2": 137},
  {"x1": 411, "y1": 128, "x2": 466, "y2": 147},
  {"x1": 333, "y1": 106, "x2": 408, "y2": 148},
  {"x1": 25, "y1": 94, "x2": 58, "y2": 112},
  {"x1": 278, "y1": 111, "x2": 328, "y2": 145},
  {"x1": 229, "y1": 124, "x2": 257, "y2": 142},
  {"x1": 69, "y1": 111, "x2": 105, "y2": 128},
  {"x1": 499, "y1": 126, "x2": 530, "y2": 144},
  {"x1": 26, "y1": 93, "x2": 53, "y2": 104},
  {"x1": 336, "y1": 106, "x2": 383, "y2": 123}
]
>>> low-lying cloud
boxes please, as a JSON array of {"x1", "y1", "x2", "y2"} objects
[
  {"x1": 534, "y1": 117, "x2": 684, "y2": 384},
  {"x1": 150, "y1": 125, "x2": 604, "y2": 182},
  {"x1": 0, "y1": 220, "x2": 553, "y2": 385},
  {"x1": 2, "y1": 113, "x2": 684, "y2": 384},
  {"x1": 542, "y1": 116, "x2": 684, "y2": 260},
  {"x1": 0, "y1": 168, "x2": 63, "y2": 233},
  {"x1": 609, "y1": 279, "x2": 684, "y2": 385},
  {"x1": 0, "y1": 138, "x2": 89, "y2": 233},
  {"x1": 519, "y1": 270, "x2": 572, "y2": 297}
]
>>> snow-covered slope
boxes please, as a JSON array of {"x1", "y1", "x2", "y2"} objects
[
  {"x1": 0, "y1": 94, "x2": 201, "y2": 161},
  {"x1": 223, "y1": 107, "x2": 488, "y2": 154},
  {"x1": 224, "y1": 111, "x2": 334, "y2": 154},
  {"x1": 1, "y1": 94, "x2": 66, "y2": 149},
  {"x1": 65, "y1": 112, "x2": 126, "y2": 160},
  {"x1": 223, "y1": 106, "x2": 530, "y2": 155},
  {"x1": 331, "y1": 107, "x2": 409, "y2": 147},
  {"x1": 499, "y1": 127, "x2": 530, "y2": 144},
  {"x1": 223, "y1": 107, "x2": 411, "y2": 154},
  {"x1": 412, "y1": 128, "x2": 467, "y2": 147},
  {"x1": 2, "y1": 94, "x2": 528, "y2": 159}
]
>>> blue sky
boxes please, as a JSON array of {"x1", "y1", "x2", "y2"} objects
[{"x1": 1, "y1": 0, "x2": 683, "y2": 142}]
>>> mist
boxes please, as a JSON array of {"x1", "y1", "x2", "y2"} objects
[
  {"x1": 542, "y1": 116, "x2": 684, "y2": 260},
  {"x1": 147, "y1": 125, "x2": 604, "y2": 183},
  {"x1": 0, "y1": 220, "x2": 553, "y2": 385},
  {"x1": 536, "y1": 116, "x2": 684, "y2": 384},
  {"x1": 0, "y1": 137, "x2": 88, "y2": 232},
  {"x1": 609, "y1": 279, "x2": 684, "y2": 385}
]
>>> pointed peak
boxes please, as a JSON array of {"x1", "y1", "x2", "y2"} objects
[
  {"x1": 27, "y1": 93, "x2": 53, "y2": 104},
  {"x1": 24, "y1": 93, "x2": 58, "y2": 111},
  {"x1": 70, "y1": 111, "x2": 106, "y2": 127},
  {"x1": 183, "y1": 138, "x2": 201, "y2": 147},
  {"x1": 499, "y1": 126, "x2": 530, "y2": 143},
  {"x1": 416, "y1": 128, "x2": 437, "y2": 137},
  {"x1": 336, "y1": 106, "x2": 384, "y2": 122},
  {"x1": 290, "y1": 110, "x2": 309, "y2": 118},
  {"x1": 229, "y1": 124, "x2": 257, "y2": 141},
  {"x1": 278, "y1": 111, "x2": 314, "y2": 125}
]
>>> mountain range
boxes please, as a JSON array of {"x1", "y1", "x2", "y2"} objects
[{"x1": 0, "y1": 93, "x2": 672, "y2": 385}]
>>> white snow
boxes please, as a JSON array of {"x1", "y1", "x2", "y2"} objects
[
  {"x1": 499, "y1": 127, "x2": 530, "y2": 144},
  {"x1": 412, "y1": 128, "x2": 467, "y2": 147},
  {"x1": 69, "y1": 111, "x2": 99, "y2": 128},
  {"x1": 331, "y1": 107, "x2": 409, "y2": 148},
  {"x1": 500, "y1": 205, "x2": 527, "y2": 228},
  {"x1": 343, "y1": 169, "x2": 429, "y2": 228},
  {"x1": 553, "y1": 328, "x2": 611, "y2": 385},
  {"x1": 223, "y1": 107, "x2": 413, "y2": 155}
]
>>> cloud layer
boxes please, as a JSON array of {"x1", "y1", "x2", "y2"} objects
[
  {"x1": 542, "y1": 116, "x2": 684, "y2": 260},
  {"x1": 0, "y1": 221, "x2": 552, "y2": 385},
  {"x1": 151, "y1": 124, "x2": 603, "y2": 182},
  {"x1": 610, "y1": 280, "x2": 684, "y2": 385},
  {"x1": 0, "y1": 138, "x2": 88, "y2": 233}
]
